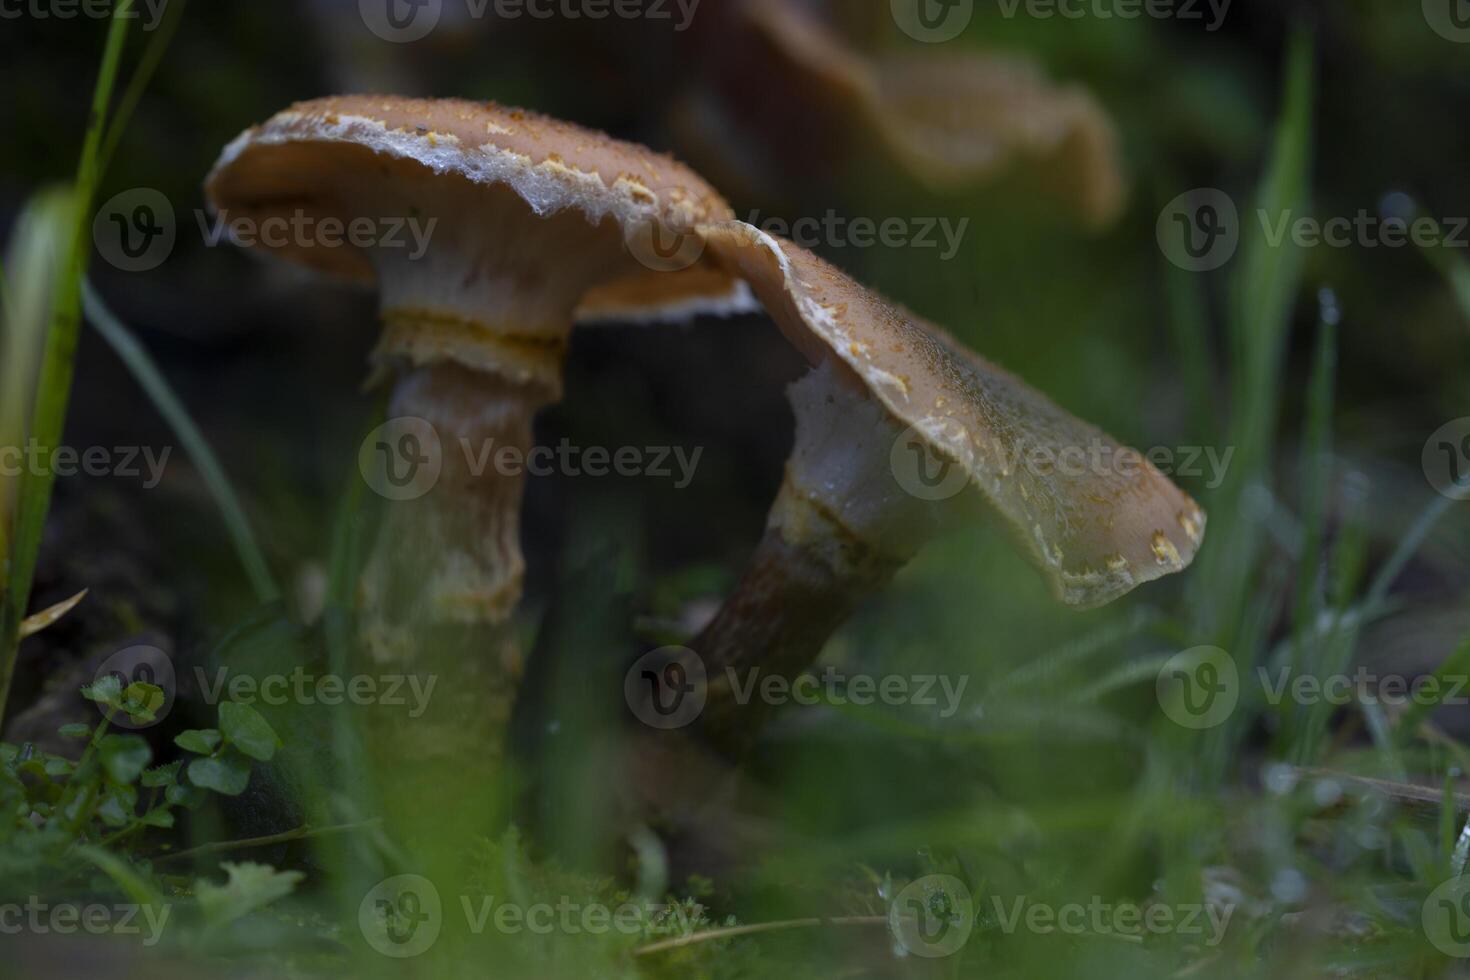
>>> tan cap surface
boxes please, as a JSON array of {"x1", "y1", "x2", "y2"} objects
[
  {"x1": 704, "y1": 221, "x2": 1204, "y2": 608},
  {"x1": 206, "y1": 95, "x2": 742, "y2": 316}
]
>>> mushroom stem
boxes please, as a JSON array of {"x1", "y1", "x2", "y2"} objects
[
  {"x1": 359, "y1": 360, "x2": 547, "y2": 672},
  {"x1": 693, "y1": 361, "x2": 940, "y2": 753},
  {"x1": 694, "y1": 499, "x2": 902, "y2": 754}
]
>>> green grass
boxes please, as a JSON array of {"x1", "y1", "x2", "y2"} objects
[
  {"x1": 81, "y1": 281, "x2": 279, "y2": 603},
  {"x1": 0, "y1": 0, "x2": 137, "y2": 728},
  {"x1": 8, "y1": 8, "x2": 1470, "y2": 979}
]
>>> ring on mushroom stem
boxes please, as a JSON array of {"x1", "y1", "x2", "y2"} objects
[
  {"x1": 205, "y1": 96, "x2": 749, "y2": 667},
  {"x1": 689, "y1": 222, "x2": 1206, "y2": 751}
]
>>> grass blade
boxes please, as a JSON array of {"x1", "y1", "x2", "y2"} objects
[
  {"x1": 1284, "y1": 296, "x2": 1338, "y2": 758},
  {"x1": 82, "y1": 282, "x2": 279, "y2": 602},
  {"x1": 1194, "y1": 29, "x2": 1315, "y2": 649},
  {"x1": 1, "y1": 191, "x2": 78, "y2": 598},
  {"x1": 0, "y1": 2, "x2": 137, "y2": 726},
  {"x1": 98, "y1": 0, "x2": 189, "y2": 177}
]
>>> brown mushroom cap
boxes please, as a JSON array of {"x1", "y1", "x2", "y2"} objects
[
  {"x1": 206, "y1": 96, "x2": 744, "y2": 390},
  {"x1": 703, "y1": 221, "x2": 1205, "y2": 608},
  {"x1": 744, "y1": 0, "x2": 1126, "y2": 227}
]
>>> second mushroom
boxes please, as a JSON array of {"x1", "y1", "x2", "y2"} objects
[{"x1": 668, "y1": 222, "x2": 1207, "y2": 750}]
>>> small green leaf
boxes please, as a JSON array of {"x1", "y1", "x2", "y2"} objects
[
  {"x1": 175, "y1": 729, "x2": 222, "y2": 755},
  {"x1": 18, "y1": 760, "x2": 52, "y2": 783},
  {"x1": 81, "y1": 675, "x2": 123, "y2": 706},
  {"x1": 99, "y1": 735, "x2": 151, "y2": 784},
  {"x1": 120, "y1": 683, "x2": 164, "y2": 723},
  {"x1": 140, "y1": 808, "x2": 174, "y2": 828},
  {"x1": 141, "y1": 761, "x2": 182, "y2": 788},
  {"x1": 58, "y1": 723, "x2": 91, "y2": 739},
  {"x1": 43, "y1": 757, "x2": 73, "y2": 778},
  {"x1": 165, "y1": 782, "x2": 205, "y2": 809},
  {"x1": 195, "y1": 862, "x2": 304, "y2": 928},
  {"x1": 218, "y1": 703, "x2": 279, "y2": 762},
  {"x1": 97, "y1": 784, "x2": 137, "y2": 827},
  {"x1": 187, "y1": 752, "x2": 250, "y2": 796}
]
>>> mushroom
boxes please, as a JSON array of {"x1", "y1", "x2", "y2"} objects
[
  {"x1": 684, "y1": 0, "x2": 1126, "y2": 227},
  {"x1": 205, "y1": 96, "x2": 744, "y2": 668},
  {"x1": 687, "y1": 222, "x2": 1205, "y2": 745}
]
